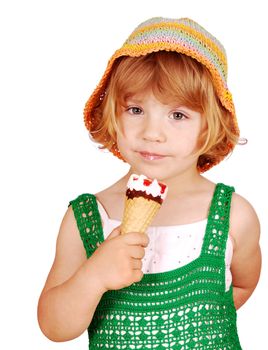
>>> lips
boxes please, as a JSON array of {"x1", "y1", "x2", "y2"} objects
[{"x1": 139, "y1": 151, "x2": 166, "y2": 160}]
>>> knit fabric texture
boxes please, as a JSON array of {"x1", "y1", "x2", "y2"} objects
[
  {"x1": 69, "y1": 183, "x2": 242, "y2": 349},
  {"x1": 84, "y1": 17, "x2": 239, "y2": 172}
]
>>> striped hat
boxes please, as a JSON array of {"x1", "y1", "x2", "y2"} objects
[{"x1": 84, "y1": 17, "x2": 239, "y2": 169}]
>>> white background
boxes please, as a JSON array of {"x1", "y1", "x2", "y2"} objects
[{"x1": 1, "y1": 0, "x2": 267, "y2": 348}]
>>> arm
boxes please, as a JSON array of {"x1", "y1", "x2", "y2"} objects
[
  {"x1": 37, "y1": 206, "x2": 148, "y2": 342},
  {"x1": 37, "y1": 206, "x2": 107, "y2": 342},
  {"x1": 229, "y1": 193, "x2": 261, "y2": 310}
]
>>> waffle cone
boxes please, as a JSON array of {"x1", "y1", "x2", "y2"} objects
[{"x1": 121, "y1": 197, "x2": 161, "y2": 234}]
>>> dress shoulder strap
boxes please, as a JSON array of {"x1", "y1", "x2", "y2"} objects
[
  {"x1": 69, "y1": 194, "x2": 104, "y2": 258},
  {"x1": 202, "y1": 183, "x2": 235, "y2": 259}
]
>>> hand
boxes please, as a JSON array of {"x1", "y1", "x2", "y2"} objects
[{"x1": 87, "y1": 226, "x2": 149, "y2": 292}]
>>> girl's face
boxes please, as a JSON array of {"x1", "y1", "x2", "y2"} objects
[{"x1": 116, "y1": 91, "x2": 205, "y2": 182}]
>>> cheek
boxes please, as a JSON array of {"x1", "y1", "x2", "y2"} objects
[
  {"x1": 171, "y1": 127, "x2": 202, "y2": 155},
  {"x1": 116, "y1": 117, "x2": 129, "y2": 138},
  {"x1": 116, "y1": 128, "x2": 132, "y2": 154},
  {"x1": 117, "y1": 118, "x2": 137, "y2": 143},
  {"x1": 116, "y1": 120, "x2": 126, "y2": 144},
  {"x1": 116, "y1": 135, "x2": 133, "y2": 163},
  {"x1": 116, "y1": 133, "x2": 125, "y2": 148}
]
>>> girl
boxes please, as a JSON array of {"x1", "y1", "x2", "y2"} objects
[{"x1": 38, "y1": 17, "x2": 261, "y2": 349}]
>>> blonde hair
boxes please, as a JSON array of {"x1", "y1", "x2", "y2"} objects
[{"x1": 91, "y1": 51, "x2": 239, "y2": 172}]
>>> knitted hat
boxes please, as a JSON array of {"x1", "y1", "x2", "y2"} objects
[{"x1": 84, "y1": 17, "x2": 239, "y2": 171}]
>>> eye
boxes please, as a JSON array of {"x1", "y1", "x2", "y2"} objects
[
  {"x1": 170, "y1": 111, "x2": 187, "y2": 120},
  {"x1": 127, "y1": 106, "x2": 143, "y2": 115}
]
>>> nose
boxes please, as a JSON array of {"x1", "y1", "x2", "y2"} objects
[{"x1": 140, "y1": 116, "x2": 166, "y2": 143}]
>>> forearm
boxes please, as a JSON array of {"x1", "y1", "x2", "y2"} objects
[
  {"x1": 38, "y1": 261, "x2": 106, "y2": 342},
  {"x1": 232, "y1": 286, "x2": 255, "y2": 310}
]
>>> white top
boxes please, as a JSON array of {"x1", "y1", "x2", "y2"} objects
[{"x1": 97, "y1": 201, "x2": 233, "y2": 291}]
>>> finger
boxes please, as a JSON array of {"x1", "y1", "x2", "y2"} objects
[
  {"x1": 106, "y1": 226, "x2": 121, "y2": 240},
  {"x1": 129, "y1": 246, "x2": 146, "y2": 259},
  {"x1": 133, "y1": 269, "x2": 144, "y2": 283},
  {"x1": 124, "y1": 232, "x2": 149, "y2": 247},
  {"x1": 132, "y1": 258, "x2": 143, "y2": 270}
]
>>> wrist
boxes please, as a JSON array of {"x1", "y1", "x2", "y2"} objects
[{"x1": 81, "y1": 258, "x2": 108, "y2": 295}]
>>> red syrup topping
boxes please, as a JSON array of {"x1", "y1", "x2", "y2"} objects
[
  {"x1": 159, "y1": 183, "x2": 167, "y2": 194},
  {"x1": 131, "y1": 176, "x2": 166, "y2": 196},
  {"x1": 143, "y1": 179, "x2": 152, "y2": 187}
]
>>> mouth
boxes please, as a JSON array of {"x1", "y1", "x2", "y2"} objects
[{"x1": 138, "y1": 151, "x2": 167, "y2": 161}]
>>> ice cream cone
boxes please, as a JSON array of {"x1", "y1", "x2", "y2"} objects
[
  {"x1": 121, "y1": 174, "x2": 168, "y2": 234},
  {"x1": 121, "y1": 197, "x2": 161, "y2": 234}
]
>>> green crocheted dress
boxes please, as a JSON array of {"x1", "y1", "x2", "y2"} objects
[{"x1": 69, "y1": 183, "x2": 242, "y2": 349}]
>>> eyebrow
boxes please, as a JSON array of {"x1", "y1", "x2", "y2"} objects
[{"x1": 125, "y1": 97, "x2": 144, "y2": 104}]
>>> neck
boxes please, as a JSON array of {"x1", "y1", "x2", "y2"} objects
[{"x1": 160, "y1": 172, "x2": 205, "y2": 197}]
